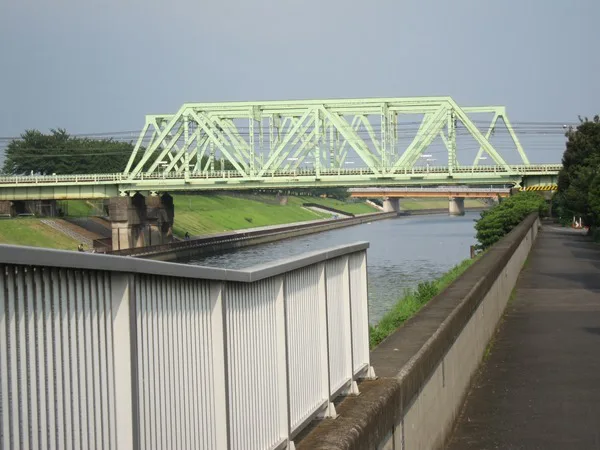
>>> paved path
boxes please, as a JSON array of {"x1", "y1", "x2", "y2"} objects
[{"x1": 447, "y1": 226, "x2": 600, "y2": 450}]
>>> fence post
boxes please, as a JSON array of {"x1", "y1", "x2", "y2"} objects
[
  {"x1": 274, "y1": 276, "x2": 293, "y2": 449},
  {"x1": 317, "y1": 263, "x2": 337, "y2": 418},
  {"x1": 210, "y1": 281, "x2": 229, "y2": 449},
  {"x1": 110, "y1": 272, "x2": 138, "y2": 450},
  {"x1": 349, "y1": 251, "x2": 376, "y2": 380}
]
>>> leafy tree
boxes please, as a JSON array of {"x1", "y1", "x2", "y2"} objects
[
  {"x1": 475, "y1": 192, "x2": 547, "y2": 250},
  {"x1": 1, "y1": 129, "x2": 241, "y2": 176},
  {"x1": 554, "y1": 116, "x2": 600, "y2": 232},
  {"x1": 2, "y1": 129, "x2": 140, "y2": 175}
]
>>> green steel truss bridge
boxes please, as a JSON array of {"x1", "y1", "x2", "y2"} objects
[{"x1": 0, "y1": 97, "x2": 561, "y2": 200}]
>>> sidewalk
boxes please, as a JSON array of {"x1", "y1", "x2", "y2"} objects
[{"x1": 447, "y1": 226, "x2": 600, "y2": 450}]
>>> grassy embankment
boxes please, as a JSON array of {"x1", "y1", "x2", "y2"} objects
[
  {"x1": 0, "y1": 218, "x2": 79, "y2": 250},
  {"x1": 0, "y1": 195, "x2": 377, "y2": 249},
  {"x1": 369, "y1": 257, "x2": 476, "y2": 349},
  {"x1": 171, "y1": 194, "x2": 377, "y2": 236},
  {"x1": 400, "y1": 198, "x2": 486, "y2": 210}
]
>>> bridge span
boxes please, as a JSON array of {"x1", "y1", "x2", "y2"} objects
[
  {"x1": 349, "y1": 186, "x2": 511, "y2": 215},
  {"x1": 0, "y1": 96, "x2": 561, "y2": 249},
  {"x1": 349, "y1": 187, "x2": 511, "y2": 199}
]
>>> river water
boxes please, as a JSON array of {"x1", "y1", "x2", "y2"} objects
[{"x1": 181, "y1": 212, "x2": 479, "y2": 325}]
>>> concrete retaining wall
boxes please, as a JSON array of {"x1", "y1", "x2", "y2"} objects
[
  {"x1": 115, "y1": 211, "x2": 398, "y2": 261},
  {"x1": 297, "y1": 213, "x2": 541, "y2": 450}
]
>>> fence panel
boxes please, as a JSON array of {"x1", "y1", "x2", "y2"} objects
[
  {"x1": 325, "y1": 256, "x2": 353, "y2": 396},
  {"x1": 284, "y1": 264, "x2": 330, "y2": 433},
  {"x1": 0, "y1": 265, "x2": 117, "y2": 450},
  {"x1": 348, "y1": 251, "x2": 371, "y2": 376},
  {"x1": 224, "y1": 278, "x2": 288, "y2": 450},
  {"x1": 133, "y1": 275, "x2": 227, "y2": 450}
]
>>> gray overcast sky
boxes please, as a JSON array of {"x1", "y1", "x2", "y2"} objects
[{"x1": 1, "y1": 0, "x2": 599, "y2": 163}]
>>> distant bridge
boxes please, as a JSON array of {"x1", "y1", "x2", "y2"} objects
[
  {"x1": 349, "y1": 186, "x2": 512, "y2": 199},
  {"x1": 0, "y1": 96, "x2": 560, "y2": 201}
]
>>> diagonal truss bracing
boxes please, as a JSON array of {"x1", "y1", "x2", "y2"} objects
[{"x1": 123, "y1": 97, "x2": 530, "y2": 180}]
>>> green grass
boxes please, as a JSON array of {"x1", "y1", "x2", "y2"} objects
[
  {"x1": 172, "y1": 194, "x2": 331, "y2": 236},
  {"x1": 369, "y1": 257, "x2": 476, "y2": 349},
  {"x1": 0, "y1": 218, "x2": 80, "y2": 250},
  {"x1": 400, "y1": 198, "x2": 486, "y2": 210},
  {"x1": 63, "y1": 200, "x2": 103, "y2": 216},
  {"x1": 286, "y1": 196, "x2": 378, "y2": 214}
]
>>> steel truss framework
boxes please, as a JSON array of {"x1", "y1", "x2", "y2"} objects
[
  {"x1": 0, "y1": 97, "x2": 563, "y2": 200},
  {"x1": 124, "y1": 96, "x2": 533, "y2": 181}
]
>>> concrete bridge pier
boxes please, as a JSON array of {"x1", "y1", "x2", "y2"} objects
[
  {"x1": 382, "y1": 197, "x2": 400, "y2": 213},
  {"x1": 0, "y1": 199, "x2": 59, "y2": 217},
  {"x1": 106, "y1": 192, "x2": 174, "y2": 251},
  {"x1": 146, "y1": 193, "x2": 175, "y2": 245},
  {"x1": 449, "y1": 197, "x2": 465, "y2": 216},
  {"x1": 0, "y1": 200, "x2": 12, "y2": 216}
]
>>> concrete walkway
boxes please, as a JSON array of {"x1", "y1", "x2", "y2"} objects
[{"x1": 447, "y1": 226, "x2": 600, "y2": 450}]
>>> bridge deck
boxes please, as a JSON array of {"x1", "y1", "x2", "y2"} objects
[{"x1": 447, "y1": 225, "x2": 600, "y2": 449}]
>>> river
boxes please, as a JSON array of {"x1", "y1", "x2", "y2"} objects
[{"x1": 181, "y1": 212, "x2": 479, "y2": 325}]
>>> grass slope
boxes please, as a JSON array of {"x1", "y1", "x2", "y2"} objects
[
  {"x1": 287, "y1": 196, "x2": 378, "y2": 214},
  {"x1": 400, "y1": 198, "x2": 485, "y2": 210},
  {"x1": 63, "y1": 200, "x2": 103, "y2": 216},
  {"x1": 172, "y1": 195, "x2": 332, "y2": 236},
  {"x1": 0, "y1": 219, "x2": 80, "y2": 250}
]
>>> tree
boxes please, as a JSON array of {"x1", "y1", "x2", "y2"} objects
[
  {"x1": 2, "y1": 129, "x2": 137, "y2": 175},
  {"x1": 554, "y1": 116, "x2": 600, "y2": 232},
  {"x1": 474, "y1": 192, "x2": 547, "y2": 250}
]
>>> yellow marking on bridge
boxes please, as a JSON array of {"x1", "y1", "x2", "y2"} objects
[{"x1": 519, "y1": 185, "x2": 557, "y2": 192}]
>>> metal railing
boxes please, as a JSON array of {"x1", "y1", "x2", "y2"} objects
[
  {"x1": 348, "y1": 186, "x2": 512, "y2": 193},
  {"x1": 0, "y1": 242, "x2": 373, "y2": 450},
  {"x1": 0, "y1": 164, "x2": 562, "y2": 186}
]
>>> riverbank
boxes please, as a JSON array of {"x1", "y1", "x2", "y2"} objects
[
  {"x1": 64, "y1": 195, "x2": 486, "y2": 238},
  {"x1": 111, "y1": 211, "x2": 399, "y2": 260},
  {"x1": 0, "y1": 218, "x2": 80, "y2": 250},
  {"x1": 369, "y1": 257, "x2": 476, "y2": 348}
]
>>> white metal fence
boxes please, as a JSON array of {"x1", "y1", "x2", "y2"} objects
[{"x1": 0, "y1": 241, "x2": 374, "y2": 450}]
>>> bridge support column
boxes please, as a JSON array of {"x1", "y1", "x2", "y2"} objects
[
  {"x1": 0, "y1": 200, "x2": 59, "y2": 217},
  {"x1": 107, "y1": 192, "x2": 175, "y2": 251},
  {"x1": 146, "y1": 193, "x2": 174, "y2": 245},
  {"x1": 107, "y1": 193, "x2": 147, "y2": 251},
  {"x1": 0, "y1": 200, "x2": 13, "y2": 216},
  {"x1": 382, "y1": 197, "x2": 400, "y2": 213},
  {"x1": 448, "y1": 197, "x2": 465, "y2": 216}
]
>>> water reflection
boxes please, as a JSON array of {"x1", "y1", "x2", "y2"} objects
[{"x1": 181, "y1": 212, "x2": 478, "y2": 325}]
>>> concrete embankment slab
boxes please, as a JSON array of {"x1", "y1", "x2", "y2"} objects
[{"x1": 446, "y1": 226, "x2": 600, "y2": 449}]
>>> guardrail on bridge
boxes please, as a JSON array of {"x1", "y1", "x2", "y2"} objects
[{"x1": 0, "y1": 241, "x2": 373, "y2": 450}]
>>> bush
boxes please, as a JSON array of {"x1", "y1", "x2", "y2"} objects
[
  {"x1": 415, "y1": 281, "x2": 438, "y2": 304},
  {"x1": 474, "y1": 192, "x2": 546, "y2": 250},
  {"x1": 369, "y1": 258, "x2": 475, "y2": 349}
]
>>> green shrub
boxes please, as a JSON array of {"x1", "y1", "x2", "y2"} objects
[
  {"x1": 474, "y1": 192, "x2": 546, "y2": 250},
  {"x1": 415, "y1": 281, "x2": 438, "y2": 304},
  {"x1": 369, "y1": 258, "x2": 475, "y2": 349}
]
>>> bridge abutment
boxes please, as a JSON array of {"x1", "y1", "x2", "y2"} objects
[
  {"x1": 0, "y1": 199, "x2": 59, "y2": 217},
  {"x1": 382, "y1": 197, "x2": 400, "y2": 213},
  {"x1": 0, "y1": 200, "x2": 12, "y2": 216},
  {"x1": 448, "y1": 197, "x2": 465, "y2": 216},
  {"x1": 107, "y1": 192, "x2": 174, "y2": 251}
]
